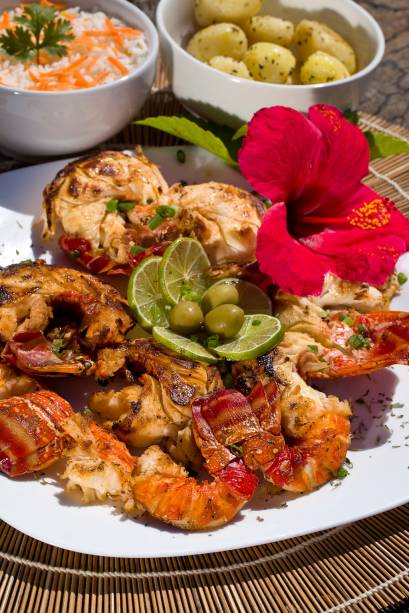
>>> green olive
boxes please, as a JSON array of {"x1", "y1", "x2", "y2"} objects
[
  {"x1": 204, "y1": 304, "x2": 245, "y2": 339},
  {"x1": 201, "y1": 283, "x2": 240, "y2": 314},
  {"x1": 169, "y1": 301, "x2": 204, "y2": 335}
]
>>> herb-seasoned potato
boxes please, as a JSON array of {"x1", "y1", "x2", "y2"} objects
[
  {"x1": 194, "y1": 0, "x2": 262, "y2": 27},
  {"x1": 242, "y1": 16, "x2": 294, "y2": 47},
  {"x1": 244, "y1": 42, "x2": 296, "y2": 83},
  {"x1": 209, "y1": 56, "x2": 251, "y2": 79},
  {"x1": 300, "y1": 51, "x2": 350, "y2": 84},
  {"x1": 294, "y1": 19, "x2": 357, "y2": 74},
  {"x1": 187, "y1": 23, "x2": 248, "y2": 62}
]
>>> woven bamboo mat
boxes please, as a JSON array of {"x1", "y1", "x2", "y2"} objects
[{"x1": 2, "y1": 70, "x2": 409, "y2": 613}]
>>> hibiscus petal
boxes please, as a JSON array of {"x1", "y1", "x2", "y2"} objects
[
  {"x1": 301, "y1": 105, "x2": 370, "y2": 217},
  {"x1": 256, "y1": 203, "x2": 332, "y2": 296},
  {"x1": 238, "y1": 107, "x2": 322, "y2": 204},
  {"x1": 303, "y1": 185, "x2": 409, "y2": 287}
]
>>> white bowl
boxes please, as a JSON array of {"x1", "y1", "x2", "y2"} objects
[
  {"x1": 157, "y1": 0, "x2": 385, "y2": 128},
  {"x1": 0, "y1": 0, "x2": 159, "y2": 157}
]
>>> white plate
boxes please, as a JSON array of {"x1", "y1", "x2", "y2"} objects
[{"x1": 0, "y1": 147, "x2": 408, "y2": 558}]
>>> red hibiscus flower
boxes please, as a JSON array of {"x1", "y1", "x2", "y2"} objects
[{"x1": 238, "y1": 104, "x2": 409, "y2": 296}]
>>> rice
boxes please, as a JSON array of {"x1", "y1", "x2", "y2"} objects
[{"x1": 0, "y1": 4, "x2": 149, "y2": 91}]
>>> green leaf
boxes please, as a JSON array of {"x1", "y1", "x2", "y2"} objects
[
  {"x1": 365, "y1": 131, "x2": 409, "y2": 161},
  {"x1": 135, "y1": 116, "x2": 239, "y2": 167},
  {"x1": 0, "y1": 26, "x2": 35, "y2": 60},
  {"x1": 232, "y1": 124, "x2": 248, "y2": 141},
  {"x1": 344, "y1": 109, "x2": 359, "y2": 125},
  {"x1": 0, "y1": 4, "x2": 73, "y2": 63}
]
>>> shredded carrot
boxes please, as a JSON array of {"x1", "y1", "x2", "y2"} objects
[
  {"x1": 40, "y1": 0, "x2": 67, "y2": 9},
  {"x1": 107, "y1": 55, "x2": 128, "y2": 76},
  {"x1": 0, "y1": 11, "x2": 11, "y2": 29},
  {"x1": 92, "y1": 69, "x2": 110, "y2": 84},
  {"x1": 116, "y1": 27, "x2": 142, "y2": 37}
]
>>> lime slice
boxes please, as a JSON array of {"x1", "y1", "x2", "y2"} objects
[
  {"x1": 127, "y1": 256, "x2": 169, "y2": 330},
  {"x1": 152, "y1": 327, "x2": 219, "y2": 364},
  {"x1": 214, "y1": 315, "x2": 283, "y2": 361},
  {"x1": 210, "y1": 278, "x2": 272, "y2": 315},
  {"x1": 159, "y1": 238, "x2": 210, "y2": 305}
]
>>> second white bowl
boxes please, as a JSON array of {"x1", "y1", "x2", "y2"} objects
[{"x1": 157, "y1": 0, "x2": 385, "y2": 128}]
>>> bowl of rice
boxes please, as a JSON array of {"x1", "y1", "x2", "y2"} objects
[{"x1": 0, "y1": 0, "x2": 158, "y2": 157}]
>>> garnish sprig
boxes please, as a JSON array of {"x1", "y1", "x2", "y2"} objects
[{"x1": 0, "y1": 4, "x2": 74, "y2": 65}]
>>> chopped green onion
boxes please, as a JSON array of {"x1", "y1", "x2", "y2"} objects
[
  {"x1": 252, "y1": 319, "x2": 261, "y2": 326},
  {"x1": 146, "y1": 198, "x2": 154, "y2": 204},
  {"x1": 357, "y1": 323, "x2": 369, "y2": 336},
  {"x1": 206, "y1": 334, "x2": 220, "y2": 349},
  {"x1": 148, "y1": 214, "x2": 164, "y2": 230},
  {"x1": 262, "y1": 198, "x2": 272, "y2": 208},
  {"x1": 307, "y1": 344, "x2": 319, "y2": 353},
  {"x1": 176, "y1": 149, "x2": 186, "y2": 163},
  {"x1": 130, "y1": 245, "x2": 145, "y2": 256},
  {"x1": 398, "y1": 272, "x2": 408, "y2": 285},
  {"x1": 180, "y1": 284, "x2": 201, "y2": 302},
  {"x1": 106, "y1": 199, "x2": 118, "y2": 213},
  {"x1": 118, "y1": 201, "x2": 136, "y2": 212},
  {"x1": 51, "y1": 339, "x2": 64, "y2": 356},
  {"x1": 348, "y1": 334, "x2": 371, "y2": 350},
  {"x1": 341, "y1": 315, "x2": 354, "y2": 327},
  {"x1": 228, "y1": 443, "x2": 243, "y2": 457},
  {"x1": 336, "y1": 467, "x2": 349, "y2": 479},
  {"x1": 156, "y1": 205, "x2": 176, "y2": 219}
]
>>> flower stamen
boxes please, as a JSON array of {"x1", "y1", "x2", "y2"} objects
[{"x1": 348, "y1": 198, "x2": 392, "y2": 230}]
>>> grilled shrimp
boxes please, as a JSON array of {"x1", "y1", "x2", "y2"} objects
[
  {"x1": 133, "y1": 444, "x2": 258, "y2": 530},
  {"x1": 0, "y1": 390, "x2": 73, "y2": 476},
  {"x1": 91, "y1": 340, "x2": 222, "y2": 458},
  {"x1": 61, "y1": 413, "x2": 140, "y2": 515},
  {"x1": 0, "y1": 363, "x2": 41, "y2": 400},
  {"x1": 293, "y1": 311, "x2": 409, "y2": 379},
  {"x1": 0, "y1": 261, "x2": 132, "y2": 376},
  {"x1": 160, "y1": 182, "x2": 264, "y2": 266},
  {"x1": 0, "y1": 388, "x2": 140, "y2": 513},
  {"x1": 193, "y1": 351, "x2": 351, "y2": 493}
]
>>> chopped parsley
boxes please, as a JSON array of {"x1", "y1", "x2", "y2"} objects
[
  {"x1": 148, "y1": 205, "x2": 177, "y2": 230},
  {"x1": 252, "y1": 319, "x2": 261, "y2": 326},
  {"x1": 307, "y1": 344, "x2": 319, "y2": 354}
]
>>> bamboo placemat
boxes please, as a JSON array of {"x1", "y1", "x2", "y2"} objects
[{"x1": 2, "y1": 68, "x2": 409, "y2": 613}]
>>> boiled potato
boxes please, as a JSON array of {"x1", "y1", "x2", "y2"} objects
[
  {"x1": 209, "y1": 56, "x2": 252, "y2": 79},
  {"x1": 244, "y1": 42, "x2": 296, "y2": 83},
  {"x1": 187, "y1": 23, "x2": 248, "y2": 62},
  {"x1": 194, "y1": 0, "x2": 262, "y2": 27},
  {"x1": 242, "y1": 16, "x2": 294, "y2": 47},
  {"x1": 294, "y1": 19, "x2": 357, "y2": 74},
  {"x1": 300, "y1": 51, "x2": 350, "y2": 84}
]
